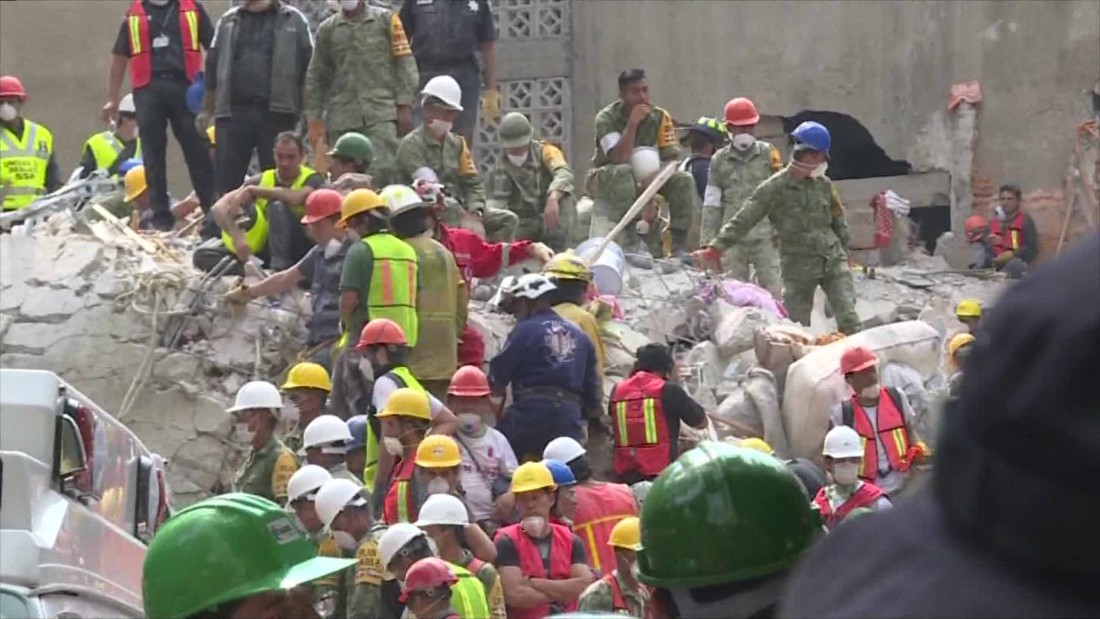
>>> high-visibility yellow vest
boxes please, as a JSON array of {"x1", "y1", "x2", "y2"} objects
[
  {"x1": 404, "y1": 236, "x2": 460, "y2": 381},
  {"x1": 83, "y1": 131, "x2": 142, "y2": 177},
  {"x1": 222, "y1": 166, "x2": 315, "y2": 256},
  {"x1": 363, "y1": 233, "x2": 419, "y2": 346},
  {"x1": 363, "y1": 366, "x2": 426, "y2": 492},
  {"x1": 1, "y1": 120, "x2": 53, "y2": 211},
  {"x1": 447, "y1": 561, "x2": 491, "y2": 619}
]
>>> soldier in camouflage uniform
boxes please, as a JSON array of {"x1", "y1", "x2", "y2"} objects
[
  {"x1": 695, "y1": 121, "x2": 861, "y2": 335},
  {"x1": 577, "y1": 516, "x2": 650, "y2": 616},
  {"x1": 305, "y1": 0, "x2": 419, "y2": 189},
  {"x1": 702, "y1": 97, "x2": 783, "y2": 297},
  {"x1": 287, "y1": 465, "x2": 350, "y2": 619},
  {"x1": 486, "y1": 112, "x2": 576, "y2": 250},
  {"x1": 587, "y1": 69, "x2": 697, "y2": 256},
  {"x1": 229, "y1": 381, "x2": 300, "y2": 503}
]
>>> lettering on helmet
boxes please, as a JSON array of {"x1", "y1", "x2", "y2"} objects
[{"x1": 268, "y1": 517, "x2": 305, "y2": 544}]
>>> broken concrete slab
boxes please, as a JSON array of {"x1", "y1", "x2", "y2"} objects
[
  {"x1": 711, "y1": 302, "x2": 776, "y2": 357},
  {"x1": 19, "y1": 286, "x2": 85, "y2": 322}
]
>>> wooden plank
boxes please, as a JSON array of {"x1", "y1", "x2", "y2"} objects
[{"x1": 90, "y1": 204, "x2": 159, "y2": 254}]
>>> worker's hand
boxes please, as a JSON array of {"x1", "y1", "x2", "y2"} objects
[
  {"x1": 333, "y1": 172, "x2": 374, "y2": 192},
  {"x1": 993, "y1": 250, "x2": 1015, "y2": 268},
  {"x1": 627, "y1": 103, "x2": 652, "y2": 127},
  {"x1": 542, "y1": 195, "x2": 560, "y2": 232},
  {"x1": 986, "y1": 233, "x2": 1002, "y2": 247},
  {"x1": 194, "y1": 111, "x2": 211, "y2": 134},
  {"x1": 231, "y1": 234, "x2": 252, "y2": 263},
  {"x1": 100, "y1": 100, "x2": 118, "y2": 124},
  {"x1": 527, "y1": 242, "x2": 554, "y2": 263},
  {"x1": 480, "y1": 89, "x2": 501, "y2": 123},
  {"x1": 223, "y1": 284, "x2": 252, "y2": 306},
  {"x1": 691, "y1": 246, "x2": 722, "y2": 271},
  {"x1": 396, "y1": 105, "x2": 413, "y2": 137}
]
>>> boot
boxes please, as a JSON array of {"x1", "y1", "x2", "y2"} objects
[{"x1": 669, "y1": 229, "x2": 692, "y2": 261}]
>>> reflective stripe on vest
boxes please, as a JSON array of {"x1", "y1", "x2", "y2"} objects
[
  {"x1": 573, "y1": 483, "x2": 637, "y2": 574},
  {"x1": 1, "y1": 121, "x2": 53, "y2": 211},
  {"x1": 447, "y1": 562, "x2": 491, "y2": 619},
  {"x1": 363, "y1": 233, "x2": 419, "y2": 346},
  {"x1": 126, "y1": 0, "x2": 203, "y2": 89},
  {"x1": 989, "y1": 211, "x2": 1025, "y2": 255},
  {"x1": 221, "y1": 167, "x2": 314, "y2": 256},
  {"x1": 383, "y1": 456, "x2": 417, "y2": 524},
  {"x1": 849, "y1": 388, "x2": 911, "y2": 481},
  {"x1": 493, "y1": 523, "x2": 576, "y2": 619},
  {"x1": 609, "y1": 371, "x2": 671, "y2": 477}
]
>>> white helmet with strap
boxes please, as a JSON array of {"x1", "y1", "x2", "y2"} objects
[{"x1": 421, "y1": 75, "x2": 463, "y2": 111}]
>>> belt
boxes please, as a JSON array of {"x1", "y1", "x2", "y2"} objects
[
  {"x1": 514, "y1": 386, "x2": 581, "y2": 405},
  {"x1": 152, "y1": 70, "x2": 188, "y2": 81}
]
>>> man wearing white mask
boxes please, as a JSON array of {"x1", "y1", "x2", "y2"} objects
[
  {"x1": 814, "y1": 426, "x2": 893, "y2": 531},
  {"x1": 228, "y1": 380, "x2": 300, "y2": 503},
  {"x1": 302, "y1": 414, "x2": 363, "y2": 484}
]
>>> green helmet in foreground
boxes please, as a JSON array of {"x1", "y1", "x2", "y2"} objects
[
  {"x1": 498, "y1": 112, "x2": 534, "y2": 149},
  {"x1": 142, "y1": 493, "x2": 356, "y2": 619},
  {"x1": 637, "y1": 442, "x2": 819, "y2": 588},
  {"x1": 328, "y1": 132, "x2": 375, "y2": 165}
]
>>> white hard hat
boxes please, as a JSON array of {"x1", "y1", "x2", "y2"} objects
[
  {"x1": 508, "y1": 273, "x2": 557, "y2": 301},
  {"x1": 379, "y1": 522, "x2": 427, "y2": 569},
  {"x1": 287, "y1": 464, "x2": 333, "y2": 502},
  {"x1": 303, "y1": 415, "x2": 354, "y2": 450},
  {"x1": 118, "y1": 93, "x2": 136, "y2": 114},
  {"x1": 630, "y1": 147, "x2": 661, "y2": 181},
  {"x1": 543, "y1": 436, "x2": 585, "y2": 464},
  {"x1": 421, "y1": 75, "x2": 463, "y2": 111},
  {"x1": 226, "y1": 381, "x2": 283, "y2": 413},
  {"x1": 414, "y1": 493, "x2": 469, "y2": 527},
  {"x1": 823, "y1": 426, "x2": 864, "y2": 459},
  {"x1": 379, "y1": 184, "x2": 427, "y2": 217},
  {"x1": 315, "y1": 478, "x2": 367, "y2": 529}
]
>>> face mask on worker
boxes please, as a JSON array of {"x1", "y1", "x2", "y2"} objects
[
  {"x1": 731, "y1": 132, "x2": 754, "y2": 151},
  {"x1": 324, "y1": 237, "x2": 343, "y2": 259},
  {"x1": 340, "y1": 0, "x2": 360, "y2": 10},
  {"x1": 859, "y1": 383, "x2": 880, "y2": 400},
  {"x1": 521, "y1": 515, "x2": 547, "y2": 537},
  {"x1": 832, "y1": 462, "x2": 860, "y2": 486},
  {"x1": 811, "y1": 162, "x2": 828, "y2": 178},
  {"x1": 426, "y1": 477, "x2": 450, "y2": 495},
  {"x1": 0, "y1": 103, "x2": 18, "y2": 123},
  {"x1": 281, "y1": 400, "x2": 300, "y2": 424},
  {"x1": 427, "y1": 119, "x2": 452, "y2": 138},
  {"x1": 235, "y1": 422, "x2": 256, "y2": 444},
  {"x1": 382, "y1": 436, "x2": 404, "y2": 457},
  {"x1": 457, "y1": 413, "x2": 483, "y2": 436},
  {"x1": 506, "y1": 151, "x2": 529, "y2": 167},
  {"x1": 332, "y1": 529, "x2": 359, "y2": 551}
]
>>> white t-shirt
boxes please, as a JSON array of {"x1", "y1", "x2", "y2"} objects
[
  {"x1": 371, "y1": 374, "x2": 445, "y2": 419},
  {"x1": 454, "y1": 428, "x2": 518, "y2": 522}
]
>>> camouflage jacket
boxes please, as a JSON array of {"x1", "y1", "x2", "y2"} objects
[
  {"x1": 395, "y1": 126, "x2": 485, "y2": 212},
  {"x1": 591, "y1": 100, "x2": 679, "y2": 168},
  {"x1": 576, "y1": 569, "x2": 648, "y2": 616},
  {"x1": 702, "y1": 139, "x2": 782, "y2": 242},
  {"x1": 486, "y1": 140, "x2": 573, "y2": 214},
  {"x1": 348, "y1": 522, "x2": 399, "y2": 619},
  {"x1": 233, "y1": 436, "x2": 299, "y2": 503}
]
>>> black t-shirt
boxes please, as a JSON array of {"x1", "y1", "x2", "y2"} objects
[
  {"x1": 112, "y1": 0, "x2": 215, "y2": 77},
  {"x1": 607, "y1": 380, "x2": 708, "y2": 463},
  {"x1": 495, "y1": 530, "x2": 587, "y2": 572}
]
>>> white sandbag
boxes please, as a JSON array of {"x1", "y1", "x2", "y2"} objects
[
  {"x1": 779, "y1": 321, "x2": 942, "y2": 461},
  {"x1": 711, "y1": 302, "x2": 775, "y2": 357}
]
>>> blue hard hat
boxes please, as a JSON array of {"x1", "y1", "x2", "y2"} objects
[
  {"x1": 117, "y1": 158, "x2": 144, "y2": 175},
  {"x1": 543, "y1": 459, "x2": 577, "y2": 487},
  {"x1": 347, "y1": 415, "x2": 368, "y2": 450},
  {"x1": 791, "y1": 121, "x2": 831, "y2": 154},
  {"x1": 185, "y1": 73, "x2": 205, "y2": 115}
]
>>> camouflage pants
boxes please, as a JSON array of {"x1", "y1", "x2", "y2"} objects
[
  {"x1": 782, "y1": 254, "x2": 861, "y2": 335},
  {"x1": 439, "y1": 196, "x2": 519, "y2": 242},
  {"x1": 724, "y1": 235, "x2": 783, "y2": 297},
  {"x1": 585, "y1": 164, "x2": 696, "y2": 253},
  {"x1": 489, "y1": 194, "x2": 577, "y2": 251},
  {"x1": 328, "y1": 122, "x2": 399, "y2": 189}
]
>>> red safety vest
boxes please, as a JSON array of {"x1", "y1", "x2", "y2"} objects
[
  {"x1": 494, "y1": 523, "x2": 577, "y2": 619},
  {"x1": 603, "y1": 572, "x2": 634, "y2": 615},
  {"x1": 989, "y1": 210, "x2": 1025, "y2": 255},
  {"x1": 126, "y1": 0, "x2": 203, "y2": 89},
  {"x1": 812, "y1": 482, "x2": 886, "y2": 529},
  {"x1": 610, "y1": 371, "x2": 671, "y2": 478},
  {"x1": 383, "y1": 455, "x2": 418, "y2": 524},
  {"x1": 844, "y1": 388, "x2": 912, "y2": 481},
  {"x1": 573, "y1": 483, "x2": 638, "y2": 575}
]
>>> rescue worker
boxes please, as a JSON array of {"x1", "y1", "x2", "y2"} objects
[
  {"x1": 543, "y1": 437, "x2": 638, "y2": 577},
  {"x1": 814, "y1": 426, "x2": 892, "y2": 530},
  {"x1": 637, "y1": 443, "x2": 820, "y2": 618},
  {"x1": 542, "y1": 253, "x2": 607, "y2": 389},
  {"x1": 79, "y1": 93, "x2": 142, "y2": 179},
  {"x1": 487, "y1": 111, "x2": 577, "y2": 250},
  {"x1": 543, "y1": 459, "x2": 578, "y2": 527},
  {"x1": 608, "y1": 343, "x2": 708, "y2": 484},
  {"x1": 228, "y1": 380, "x2": 299, "y2": 503},
  {"x1": 99, "y1": 165, "x2": 156, "y2": 230},
  {"x1": 141, "y1": 493, "x2": 355, "y2": 619},
  {"x1": 694, "y1": 121, "x2": 861, "y2": 334},
  {"x1": 287, "y1": 465, "x2": 349, "y2": 619},
  {"x1": 381, "y1": 523, "x2": 492, "y2": 618},
  {"x1": 416, "y1": 493, "x2": 508, "y2": 619},
  {"x1": 223, "y1": 190, "x2": 350, "y2": 371},
  {"x1": 955, "y1": 298, "x2": 983, "y2": 334},
  {"x1": 489, "y1": 274, "x2": 601, "y2": 461},
  {"x1": 947, "y1": 332, "x2": 975, "y2": 399},
  {"x1": 400, "y1": 558, "x2": 463, "y2": 619},
  {"x1": 679, "y1": 116, "x2": 726, "y2": 248},
  {"x1": 375, "y1": 388, "x2": 433, "y2": 524},
  {"x1": 0, "y1": 75, "x2": 61, "y2": 211},
  {"x1": 964, "y1": 214, "x2": 993, "y2": 269},
  {"x1": 779, "y1": 233, "x2": 1100, "y2": 617},
  {"x1": 303, "y1": 414, "x2": 362, "y2": 485},
  {"x1": 702, "y1": 97, "x2": 784, "y2": 297},
  {"x1": 347, "y1": 414, "x2": 369, "y2": 481},
  {"x1": 493, "y1": 461, "x2": 594, "y2": 617},
  {"x1": 577, "y1": 516, "x2": 650, "y2": 616},
  {"x1": 381, "y1": 184, "x2": 466, "y2": 398},
  {"x1": 315, "y1": 477, "x2": 400, "y2": 619},
  {"x1": 588, "y1": 68, "x2": 697, "y2": 256},
  {"x1": 277, "y1": 362, "x2": 332, "y2": 454},
  {"x1": 328, "y1": 132, "x2": 377, "y2": 192},
  {"x1": 395, "y1": 76, "x2": 518, "y2": 241},
  {"x1": 989, "y1": 183, "x2": 1039, "y2": 277},
  {"x1": 399, "y1": 0, "x2": 499, "y2": 146},
  {"x1": 830, "y1": 345, "x2": 926, "y2": 497},
  {"x1": 305, "y1": 0, "x2": 418, "y2": 188}
]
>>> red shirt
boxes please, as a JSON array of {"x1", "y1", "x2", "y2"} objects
[{"x1": 436, "y1": 225, "x2": 532, "y2": 284}]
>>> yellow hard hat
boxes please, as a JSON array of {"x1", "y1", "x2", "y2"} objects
[
  {"x1": 206, "y1": 125, "x2": 216, "y2": 146},
  {"x1": 339, "y1": 189, "x2": 386, "y2": 225},
  {"x1": 608, "y1": 516, "x2": 641, "y2": 550},
  {"x1": 376, "y1": 387, "x2": 431, "y2": 421},
  {"x1": 542, "y1": 251, "x2": 592, "y2": 284},
  {"x1": 280, "y1": 362, "x2": 332, "y2": 392},
  {"x1": 510, "y1": 461, "x2": 556, "y2": 494},
  {"x1": 739, "y1": 437, "x2": 774, "y2": 456},
  {"x1": 955, "y1": 299, "x2": 982, "y2": 319},
  {"x1": 124, "y1": 165, "x2": 148, "y2": 201},
  {"x1": 415, "y1": 435, "x2": 462, "y2": 468},
  {"x1": 948, "y1": 332, "x2": 975, "y2": 359}
]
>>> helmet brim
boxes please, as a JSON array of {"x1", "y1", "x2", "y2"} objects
[
  {"x1": 500, "y1": 134, "x2": 532, "y2": 149},
  {"x1": 842, "y1": 359, "x2": 877, "y2": 375},
  {"x1": 280, "y1": 556, "x2": 358, "y2": 590}
]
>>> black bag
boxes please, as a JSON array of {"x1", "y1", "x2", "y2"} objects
[{"x1": 454, "y1": 434, "x2": 512, "y2": 499}]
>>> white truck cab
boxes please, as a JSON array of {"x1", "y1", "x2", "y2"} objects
[{"x1": 0, "y1": 369, "x2": 171, "y2": 618}]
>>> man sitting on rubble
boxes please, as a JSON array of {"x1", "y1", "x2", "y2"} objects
[
  {"x1": 963, "y1": 214, "x2": 993, "y2": 269},
  {"x1": 989, "y1": 183, "x2": 1039, "y2": 278},
  {"x1": 814, "y1": 426, "x2": 892, "y2": 531},
  {"x1": 279, "y1": 361, "x2": 333, "y2": 454},
  {"x1": 196, "y1": 131, "x2": 325, "y2": 276},
  {"x1": 327, "y1": 132, "x2": 377, "y2": 192}
]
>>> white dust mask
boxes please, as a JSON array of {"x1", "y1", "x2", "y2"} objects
[
  {"x1": 811, "y1": 162, "x2": 829, "y2": 178},
  {"x1": 428, "y1": 119, "x2": 453, "y2": 138},
  {"x1": 324, "y1": 237, "x2": 343, "y2": 259},
  {"x1": 332, "y1": 530, "x2": 359, "y2": 550},
  {"x1": 235, "y1": 422, "x2": 255, "y2": 444},
  {"x1": 340, "y1": 0, "x2": 360, "y2": 10},
  {"x1": 731, "y1": 133, "x2": 754, "y2": 151},
  {"x1": 506, "y1": 152, "x2": 529, "y2": 167},
  {"x1": 382, "y1": 436, "x2": 404, "y2": 456},
  {"x1": 426, "y1": 477, "x2": 450, "y2": 495},
  {"x1": 0, "y1": 103, "x2": 17, "y2": 122},
  {"x1": 521, "y1": 516, "x2": 547, "y2": 537},
  {"x1": 457, "y1": 413, "x2": 482, "y2": 436},
  {"x1": 832, "y1": 462, "x2": 860, "y2": 486}
]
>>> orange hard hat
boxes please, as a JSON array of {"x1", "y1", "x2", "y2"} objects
[
  {"x1": 0, "y1": 75, "x2": 27, "y2": 99},
  {"x1": 301, "y1": 189, "x2": 344, "y2": 224},
  {"x1": 724, "y1": 97, "x2": 760, "y2": 126},
  {"x1": 399, "y1": 557, "x2": 457, "y2": 603},
  {"x1": 964, "y1": 215, "x2": 987, "y2": 241},
  {"x1": 840, "y1": 346, "x2": 878, "y2": 375},
  {"x1": 356, "y1": 318, "x2": 408, "y2": 349},
  {"x1": 447, "y1": 365, "x2": 491, "y2": 397}
]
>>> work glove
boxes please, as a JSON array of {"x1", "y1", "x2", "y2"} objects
[
  {"x1": 526, "y1": 242, "x2": 554, "y2": 263},
  {"x1": 193, "y1": 111, "x2": 211, "y2": 134},
  {"x1": 223, "y1": 284, "x2": 252, "y2": 306},
  {"x1": 480, "y1": 89, "x2": 501, "y2": 123},
  {"x1": 691, "y1": 246, "x2": 722, "y2": 271},
  {"x1": 993, "y1": 250, "x2": 1015, "y2": 268}
]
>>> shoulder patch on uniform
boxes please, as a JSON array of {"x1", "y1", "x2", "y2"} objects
[
  {"x1": 458, "y1": 138, "x2": 478, "y2": 176},
  {"x1": 657, "y1": 109, "x2": 677, "y2": 149},
  {"x1": 356, "y1": 540, "x2": 384, "y2": 585},
  {"x1": 830, "y1": 185, "x2": 845, "y2": 217},
  {"x1": 540, "y1": 142, "x2": 567, "y2": 170},
  {"x1": 271, "y1": 450, "x2": 299, "y2": 500},
  {"x1": 390, "y1": 13, "x2": 412, "y2": 56}
]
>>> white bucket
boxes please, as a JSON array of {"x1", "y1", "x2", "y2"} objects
[{"x1": 576, "y1": 237, "x2": 626, "y2": 296}]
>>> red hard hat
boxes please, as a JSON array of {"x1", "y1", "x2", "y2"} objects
[
  {"x1": 399, "y1": 557, "x2": 457, "y2": 603},
  {"x1": 447, "y1": 365, "x2": 491, "y2": 397},
  {"x1": 0, "y1": 75, "x2": 28, "y2": 99},
  {"x1": 356, "y1": 318, "x2": 408, "y2": 349},
  {"x1": 724, "y1": 97, "x2": 760, "y2": 126},
  {"x1": 964, "y1": 215, "x2": 987, "y2": 241},
  {"x1": 840, "y1": 346, "x2": 878, "y2": 375},
  {"x1": 301, "y1": 189, "x2": 344, "y2": 224}
]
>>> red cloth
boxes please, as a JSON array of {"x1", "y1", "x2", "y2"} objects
[
  {"x1": 948, "y1": 80, "x2": 983, "y2": 111},
  {"x1": 457, "y1": 324, "x2": 485, "y2": 367},
  {"x1": 871, "y1": 192, "x2": 895, "y2": 249},
  {"x1": 437, "y1": 225, "x2": 532, "y2": 283},
  {"x1": 813, "y1": 482, "x2": 887, "y2": 529},
  {"x1": 573, "y1": 483, "x2": 638, "y2": 575}
]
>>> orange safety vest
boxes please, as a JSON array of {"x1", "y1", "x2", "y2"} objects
[
  {"x1": 842, "y1": 387, "x2": 912, "y2": 482},
  {"x1": 989, "y1": 210, "x2": 1025, "y2": 256},
  {"x1": 573, "y1": 483, "x2": 638, "y2": 575},
  {"x1": 610, "y1": 371, "x2": 672, "y2": 478},
  {"x1": 383, "y1": 455, "x2": 418, "y2": 524},
  {"x1": 126, "y1": 0, "x2": 203, "y2": 89},
  {"x1": 494, "y1": 523, "x2": 577, "y2": 619},
  {"x1": 812, "y1": 482, "x2": 886, "y2": 529}
]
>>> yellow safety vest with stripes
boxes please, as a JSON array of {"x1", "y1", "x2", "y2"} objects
[
  {"x1": 84, "y1": 131, "x2": 142, "y2": 177},
  {"x1": 447, "y1": 561, "x2": 491, "y2": 619},
  {"x1": 1, "y1": 120, "x2": 53, "y2": 211},
  {"x1": 222, "y1": 166, "x2": 315, "y2": 256},
  {"x1": 363, "y1": 233, "x2": 419, "y2": 346},
  {"x1": 363, "y1": 366, "x2": 427, "y2": 493}
]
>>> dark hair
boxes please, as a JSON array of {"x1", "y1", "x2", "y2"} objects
[
  {"x1": 551, "y1": 278, "x2": 588, "y2": 304},
  {"x1": 275, "y1": 130, "x2": 305, "y2": 153},
  {"x1": 389, "y1": 207, "x2": 428, "y2": 238},
  {"x1": 567, "y1": 455, "x2": 593, "y2": 483},
  {"x1": 333, "y1": 154, "x2": 369, "y2": 174},
  {"x1": 634, "y1": 343, "x2": 674, "y2": 375},
  {"x1": 998, "y1": 183, "x2": 1022, "y2": 200},
  {"x1": 618, "y1": 69, "x2": 646, "y2": 91}
]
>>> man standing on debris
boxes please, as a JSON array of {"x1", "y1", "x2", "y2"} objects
[
  {"x1": 104, "y1": 0, "x2": 216, "y2": 231},
  {"x1": 79, "y1": 93, "x2": 142, "y2": 179},
  {"x1": 375, "y1": 388, "x2": 437, "y2": 525},
  {"x1": 490, "y1": 274, "x2": 601, "y2": 461},
  {"x1": 279, "y1": 361, "x2": 333, "y2": 453},
  {"x1": 989, "y1": 183, "x2": 1039, "y2": 278},
  {"x1": 487, "y1": 112, "x2": 577, "y2": 250},
  {"x1": 814, "y1": 426, "x2": 892, "y2": 530},
  {"x1": 305, "y1": 0, "x2": 418, "y2": 188},
  {"x1": 695, "y1": 121, "x2": 862, "y2": 334},
  {"x1": 228, "y1": 380, "x2": 300, "y2": 503},
  {"x1": 542, "y1": 253, "x2": 606, "y2": 391},
  {"x1": 1, "y1": 75, "x2": 61, "y2": 212},
  {"x1": 587, "y1": 69, "x2": 697, "y2": 257},
  {"x1": 701, "y1": 97, "x2": 783, "y2": 297}
]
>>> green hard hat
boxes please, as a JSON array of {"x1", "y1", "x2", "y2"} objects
[
  {"x1": 498, "y1": 112, "x2": 533, "y2": 148},
  {"x1": 328, "y1": 132, "x2": 375, "y2": 165},
  {"x1": 637, "y1": 442, "x2": 819, "y2": 588},
  {"x1": 142, "y1": 493, "x2": 356, "y2": 619}
]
